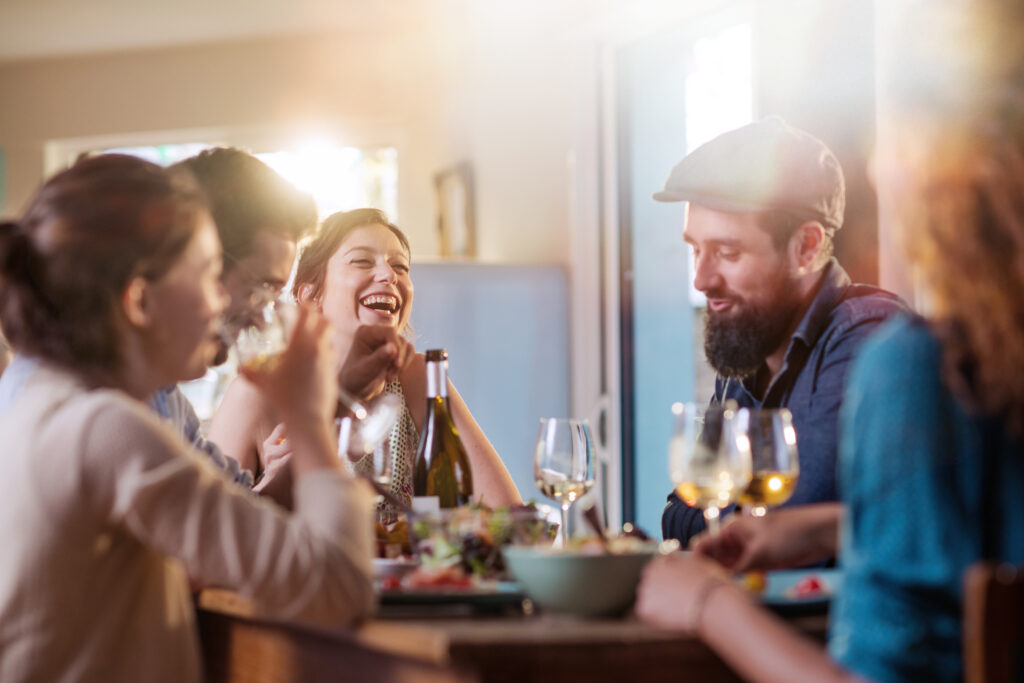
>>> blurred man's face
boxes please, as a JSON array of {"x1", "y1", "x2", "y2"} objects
[
  {"x1": 683, "y1": 205, "x2": 803, "y2": 378},
  {"x1": 214, "y1": 229, "x2": 297, "y2": 366}
]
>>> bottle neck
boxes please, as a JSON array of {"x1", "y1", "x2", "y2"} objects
[{"x1": 425, "y1": 360, "x2": 449, "y2": 399}]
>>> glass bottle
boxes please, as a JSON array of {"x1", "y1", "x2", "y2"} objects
[{"x1": 413, "y1": 349, "x2": 474, "y2": 508}]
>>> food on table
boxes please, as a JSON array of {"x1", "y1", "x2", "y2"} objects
[
  {"x1": 561, "y1": 532, "x2": 657, "y2": 556},
  {"x1": 375, "y1": 503, "x2": 556, "y2": 591},
  {"x1": 402, "y1": 565, "x2": 475, "y2": 590},
  {"x1": 786, "y1": 573, "x2": 828, "y2": 599},
  {"x1": 413, "y1": 503, "x2": 555, "y2": 578},
  {"x1": 740, "y1": 571, "x2": 766, "y2": 593},
  {"x1": 376, "y1": 518, "x2": 412, "y2": 558}
]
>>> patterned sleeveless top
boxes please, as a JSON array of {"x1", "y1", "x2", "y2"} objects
[{"x1": 345, "y1": 379, "x2": 418, "y2": 521}]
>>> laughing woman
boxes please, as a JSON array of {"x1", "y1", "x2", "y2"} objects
[
  {"x1": 209, "y1": 208, "x2": 521, "y2": 516},
  {"x1": 0, "y1": 156, "x2": 375, "y2": 682}
]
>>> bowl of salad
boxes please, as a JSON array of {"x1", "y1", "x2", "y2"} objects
[{"x1": 410, "y1": 503, "x2": 557, "y2": 583}]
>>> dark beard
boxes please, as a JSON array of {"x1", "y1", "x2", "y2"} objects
[
  {"x1": 211, "y1": 340, "x2": 231, "y2": 367},
  {"x1": 703, "y1": 285, "x2": 803, "y2": 379}
]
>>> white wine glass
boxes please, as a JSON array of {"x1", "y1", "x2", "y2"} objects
[
  {"x1": 233, "y1": 296, "x2": 295, "y2": 374},
  {"x1": 734, "y1": 408, "x2": 799, "y2": 517},
  {"x1": 667, "y1": 402, "x2": 751, "y2": 535},
  {"x1": 232, "y1": 297, "x2": 402, "y2": 456},
  {"x1": 534, "y1": 418, "x2": 596, "y2": 546}
]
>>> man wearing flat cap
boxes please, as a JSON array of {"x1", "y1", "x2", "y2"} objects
[{"x1": 659, "y1": 117, "x2": 906, "y2": 546}]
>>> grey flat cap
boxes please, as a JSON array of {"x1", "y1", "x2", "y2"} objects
[{"x1": 653, "y1": 117, "x2": 846, "y2": 232}]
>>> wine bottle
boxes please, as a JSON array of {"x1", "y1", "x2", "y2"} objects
[{"x1": 413, "y1": 349, "x2": 474, "y2": 508}]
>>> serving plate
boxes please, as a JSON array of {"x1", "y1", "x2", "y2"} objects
[{"x1": 378, "y1": 580, "x2": 527, "y2": 616}]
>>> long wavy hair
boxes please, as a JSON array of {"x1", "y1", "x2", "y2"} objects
[{"x1": 885, "y1": 2, "x2": 1024, "y2": 432}]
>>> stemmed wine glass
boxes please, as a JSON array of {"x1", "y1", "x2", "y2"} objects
[
  {"x1": 231, "y1": 297, "x2": 402, "y2": 457},
  {"x1": 534, "y1": 418, "x2": 596, "y2": 546},
  {"x1": 667, "y1": 402, "x2": 751, "y2": 535},
  {"x1": 734, "y1": 408, "x2": 799, "y2": 517}
]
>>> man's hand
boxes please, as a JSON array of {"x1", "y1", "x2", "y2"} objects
[
  {"x1": 691, "y1": 503, "x2": 843, "y2": 572},
  {"x1": 251, "y1": 423, "x2": 295, "y2": 508},
  {"x1": 338, "y1": 325, "x2": 415, "y2": 401},
  {"x1": 255, "y1": 423, "x2": 292, "y2": 482}
]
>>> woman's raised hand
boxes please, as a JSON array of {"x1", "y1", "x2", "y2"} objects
[{"x1": 337, "y1": 324, "x2": 415, "y2": 401}]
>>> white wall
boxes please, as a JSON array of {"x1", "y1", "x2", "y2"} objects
[{"x1": 0, "y1": 9, "x2": 579, "y2": 266}]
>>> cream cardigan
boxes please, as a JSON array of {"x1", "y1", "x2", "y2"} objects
[{"x1": 0, "y1": 364, "x2": 375, "y2": 682}]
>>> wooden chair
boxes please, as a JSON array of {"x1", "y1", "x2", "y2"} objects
[{"x1": 964, "y1": 562, "x2": 1024, "y2": 683}]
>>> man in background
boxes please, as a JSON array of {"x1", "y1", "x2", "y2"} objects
[{"x1": 657, "y1": 118, "x2": 906, "y2": 545}]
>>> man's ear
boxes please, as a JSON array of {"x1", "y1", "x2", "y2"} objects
[
  {"x1": 121, "y1": 276, "x2": 153, "y2": 328},
  {"x1": 296, "y1": 283, "x2": 322, "y2": 311},
  {"x1": 789, "y1": 221, "x2": 825, "y2": 274}
]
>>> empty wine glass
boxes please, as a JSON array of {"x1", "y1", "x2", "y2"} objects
[
  {"x1": 534, "y1": 418, "x2": 596, "y2": 546},
  {"x1": 667, "y1": 402, "x2": 751, "y2": 535},
  {"x1": 734, "y1": 408, "x2": 799, "y2": 517},
  {"x1": 340, "y1": 392, "x2": 403, "y2": 457},
  {"x1": 232, "y1": 297, "x2": 402, "y2": 456}
]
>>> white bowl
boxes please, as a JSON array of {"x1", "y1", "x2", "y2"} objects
[{"x1": 503, "y1": 545, "x2": 661, "y2": 618}]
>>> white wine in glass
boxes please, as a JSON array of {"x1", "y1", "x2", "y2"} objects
[
  {"x1": 534, "y1": 418, "x2": 595, "y2": 546},
  {"x1": 735, "y1": 408, "x2": 799, "y2": 517},
  {"x1": 234, "y1": 297, "x2": 295, "y2": 374},
  {"x1": 667, "y1": 402, "x2": 751, "y2": 535}
]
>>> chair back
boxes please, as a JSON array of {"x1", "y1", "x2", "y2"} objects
[{"x1": 964, "y1": 562, "x2": 1024, "y2": 683}]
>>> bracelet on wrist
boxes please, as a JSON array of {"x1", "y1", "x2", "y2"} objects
[{"x1": 688, "y1": 574, "x2": 727, "y2": 634}]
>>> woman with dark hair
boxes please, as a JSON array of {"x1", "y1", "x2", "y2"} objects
[
  {"x1": 0, "y1": 155, "x2": 375, "y2": 681},
  {"x1": 635, "y1": 4, "x2": 1024, "y2": 683},
  {"x1": 210, "y1": 208, "x2": 521, "y2": 517}
]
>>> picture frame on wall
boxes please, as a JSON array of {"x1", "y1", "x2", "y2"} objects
[{"x1": 434, "y1": 162, "x2": 476, "y2": 259}]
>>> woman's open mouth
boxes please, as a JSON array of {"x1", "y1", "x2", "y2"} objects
[{"x1": 360, "y1": 293, "x2": 401, "y2": 319}]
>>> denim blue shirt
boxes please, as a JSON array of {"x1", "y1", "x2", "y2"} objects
[
  {"x1": 148, "y1": 385, "x2": 254, "y2": 488},
  {"x1": 662, "y1": 260, "x2": 907, "y2": 544},
  {"x1": 830, "y1": 315, "x2": 1024, "y2": 683},
  {"x1": 0, "y1": 355, "x2": 253, "y2": 488}
]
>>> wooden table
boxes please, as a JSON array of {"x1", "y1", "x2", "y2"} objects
[{"x1": 197, "y1": 590, "x2": 828, "y2": 683}]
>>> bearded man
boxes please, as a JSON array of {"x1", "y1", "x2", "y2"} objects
[{"x1": 657, "y1": 118, "x2": 906, "y2": 546}]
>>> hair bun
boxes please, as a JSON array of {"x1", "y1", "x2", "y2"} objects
[{"x1": 0, "y1": 219, "x2": 34, "y2": 282}]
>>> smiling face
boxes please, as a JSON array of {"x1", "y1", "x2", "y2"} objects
[
  {"x1": 216, "y1": 229, "x2": 298, "y2": 364},
  {"x1": 317, "y1": 223, "x2": 413, "y2": 342},
  {"x1": 684, "y1": 204, "x2": 804, "y2": 378},
  {"x1": 143, "y1": 214, "x2": 230, "y2": 383}
]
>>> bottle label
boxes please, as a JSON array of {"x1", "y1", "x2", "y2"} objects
[{"x1": 411, "y1": 496, "x2": 441, "y2": 515}]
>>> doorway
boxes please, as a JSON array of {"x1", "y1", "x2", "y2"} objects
[{"x1": 614, "y1": 9, "x2": 753, "y2": 534}]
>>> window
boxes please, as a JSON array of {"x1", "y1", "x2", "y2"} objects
[
  {"x1": 49, "y1": 130, "x2": 400, "y2": 421},
  {"x1": 91, "y1": 140, "x2": 399, "y2": 221}
]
